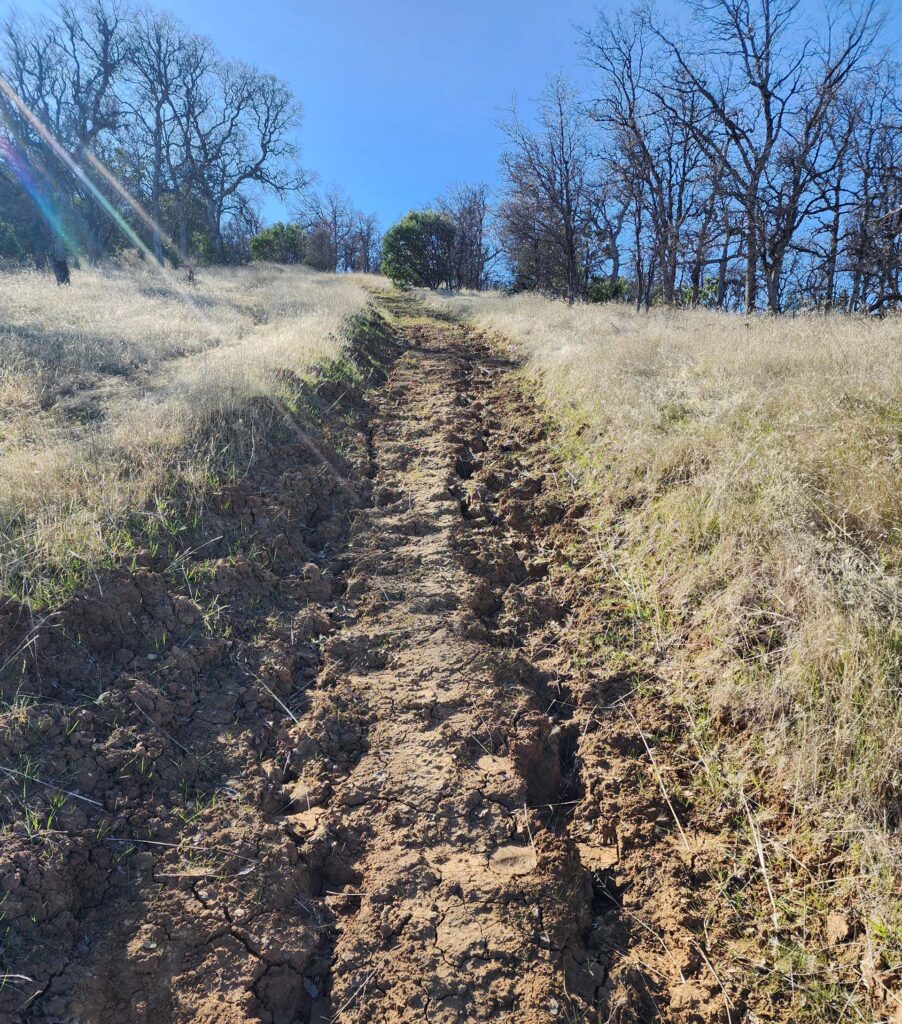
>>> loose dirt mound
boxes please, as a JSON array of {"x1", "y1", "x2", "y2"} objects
[{"x1": 1, "y1": 296, "x2": 731, "y2": 1022}]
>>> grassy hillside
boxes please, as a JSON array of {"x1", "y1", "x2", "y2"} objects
[
  {"x1": 3, "y1": 262, "x2": 900, "y2": 1017},
  {"x1": 0, "y1": 263, "x2": 369, "y2": 605},
  {"x1": 425, "y1": 288, "x2": 902, "y2": 1016}
]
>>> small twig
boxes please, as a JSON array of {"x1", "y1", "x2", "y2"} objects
[
  {"x1": 739, "y1": 787, "x2": 780, "y2": 930},
  {"x1": 623, "y1": 708, "x2": 691, "y2": 853},
  {"x1": 128, "y1": 698, "x2": 192, "y2": 755},
  {"x1": 693, "y1": 941, "x2": 733, "y2": 1023},
  {"x1": 330, "y1": 964, "x2": 379, "y2": 1022},
  {"x1": 0, "y1": 765, "x2": 103, "y2": 807},
  {"x1": 104, "y1": 835, "x2": 259, "y2": 864},
  {"x1": 233, "y1": 658, "x2": 299, "y2": 725},
  {"x1": 522, "y1": 802, "x2": 538, "y2": 862}
]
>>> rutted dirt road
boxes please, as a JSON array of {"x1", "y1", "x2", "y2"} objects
[
  {"x1": 297, "y1": 296, "x2": 600, "y2": 1020},
  {"x1": 1, "y1": 294, "x2": 729, "y2": 1023}
]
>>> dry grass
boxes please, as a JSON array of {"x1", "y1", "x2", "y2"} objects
[
  {"x1": 0, "y1": 261, "x2": 369, "y2": 604},
  {"x1": 425, "y1": 288, "x2": 902, "y2": 1014}
]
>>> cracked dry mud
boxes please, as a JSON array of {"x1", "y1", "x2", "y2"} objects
[{"x1": 1, "y1": 295, "x2": 727, "y2": 1023}]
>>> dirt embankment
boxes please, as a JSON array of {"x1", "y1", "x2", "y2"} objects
[{"x1": 1, "y1": 295, "x2": 732, "y2": 1023}]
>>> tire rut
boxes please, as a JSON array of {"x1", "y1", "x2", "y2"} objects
[
  {"x1": 289, "y1": 298, "x2": 604, "y2": 1022},
  {"x1": 0, "y1": 298, "x2": 625, "y2": 1024}
]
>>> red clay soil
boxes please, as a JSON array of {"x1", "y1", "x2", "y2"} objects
[{"x1": 0, "y1": 295, "x2": 732, "y2": 1023}]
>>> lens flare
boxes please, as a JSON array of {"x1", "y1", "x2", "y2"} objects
[
  {"x1": 0, "y1": 73, "x2": 155, "y2": 260},
  {"x1": 0, "y1": 132, "x2": 76, "y2": 252},
  {"x1": 82, "y1": 150, "x2": 181, "y2": 257},
  {"x1": 0, "y1": 72, "x2": 217, "y2": 329}
]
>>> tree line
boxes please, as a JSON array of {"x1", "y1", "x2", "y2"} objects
[
  {"x1": 497, "y1": 0, "x2": 900, "y2": 313},
  {"x1": 4, "y1": 0, "x2": 899, "y2": 312},
  {"x1": 385, "y1": 0, "x2": 900, "y2": 314},
  {"x1": 0, "y1": 0, "x2": 379, "y2": 274}
]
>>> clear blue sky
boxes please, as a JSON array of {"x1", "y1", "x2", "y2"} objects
[
  {"x1": 10, "y1": 0, "x2": 901, "y2": 230},
  {"x1": 160, "y1": 0, "x2": 615, "y2": 227}
]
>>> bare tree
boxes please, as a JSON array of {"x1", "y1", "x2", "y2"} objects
[
  {"x1": 297, "y1": 184, "x2": 380, "y2": 273},
  {"x1": 843, "y1": 64, "x2": 902, "y2": 310},
  {"x1": 646, "y1": 0, "x2": 883, "y2": 312},
  {"x1": 499, "y1": 75, "x2": 602, "y2": 301},
  {"x1": 163, "y1": 30, "x2": 215, "y2": 261},
  {"x1": 297, "y1": 184, "x2": 356, "y2": 271},
  {"x1": 127, "y1": 9, "x2": 183, "y2": 263},
  {"x1": 2, "y1": 0, "x2": 131, "y2": 263},
  {"x1": 189, "y1": 61, "x2": 306, "y2": 259},
  {"x1": 1, "y1": 0, "x2": 311, "y2": 270},
  {"x1": 584, "y1": 10, "x2": 718, "y2": 305},
  {"x1": 435, "y1": 181, "x2": 497, "y2": 289},
  {"x1": 346, "y1": 211, "x2": 381, "y2": 273}
]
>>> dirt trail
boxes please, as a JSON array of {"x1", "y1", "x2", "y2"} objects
[
  {"x1": 294, "y1": 297, "x2": 600, "y2": 1021},
  {"x1": 1, "y1": 294, "x2": 728, "y2": 1023}
]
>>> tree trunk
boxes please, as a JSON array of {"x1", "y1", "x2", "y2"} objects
[
  {"x1": 565, "y1": 223, "x2": 578, "y2": 304},
  {"x1": 745, "y1": 215, "x2": 758, "y2": 313},
  {"x1": 609, "y1": 242, "x2": 620, "y2": 284},
  {"x1": 32, "y1": 221, "x2": 47, "y2": 270},
  {"x1": 177, "y1": 190, "x2": 189, "y2": 261},
  {"x1": 208, "y1": 198, "x2": 223, "y2": 261},
  {"x1": 151, "y1": 121, "x2": 164, "y2": 265},
  {"x1": 847, "y1": 269, "x2": 861, "y2": 313},
  {"x1": 661, "y1": 243, "x2": 677, "y2": 305},
  {"x1": 766, "y1": 252, "x2": 783, "y2": 313},
  {"x1": 715, "y1": 231, "x2": 730, "y2": 309},
  {"x1": 824, "y1": 181, "x2": 842, "y2": 312},
  {"x1": 690, "y1": 263, "x2": 701, "y2": 307}
]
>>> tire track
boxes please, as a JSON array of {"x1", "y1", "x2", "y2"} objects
[{"x1": 290, "y1": 296, "x2": 604, "y2": 1022}]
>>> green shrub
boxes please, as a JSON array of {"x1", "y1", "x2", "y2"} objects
[
  {"x1": 586, "y1": 276, "x2": 630, "y2": 303},
  {"x1": 249, "y1": 222, "x2": 307, "y2": 264},
  {"x1": 381, "y1": 211, "x2": 455, "y2": 289}
]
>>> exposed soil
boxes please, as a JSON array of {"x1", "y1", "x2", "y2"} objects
[{"x1": 0, "y1": 294, "x2": 735, "y2": 1022}]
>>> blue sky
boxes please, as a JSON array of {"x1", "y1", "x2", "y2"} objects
[
  {"x1": 10, "y1": 0, "x2": 901, "y2": 230},
  {"x1": 159, "y1": 0, "x2": 619, "y2": 227}
]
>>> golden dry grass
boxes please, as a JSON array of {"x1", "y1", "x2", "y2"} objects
[
  {"x1": 0, "y1": 261, "x2": 369, "y2": 604},
  {"x1": 425, "y1": 288, "x2": 902, "y2": 1007}
]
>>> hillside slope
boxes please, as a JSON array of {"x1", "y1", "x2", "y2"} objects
[
  {"x1": 1, "y1": 283, "x2": 898, "y2": 1022},
  {"x1": 424, "y1": 289, "x2": 902, "y2": 1022}
]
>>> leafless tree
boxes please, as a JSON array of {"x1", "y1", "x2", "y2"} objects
[
  {"x1": 499, "y1": 75, "x2": 603, "y2": 301},
  {"x1": 435, "y1": 181, "x2": 497, "y2": 289},
  {"x1": 297, "y1": 184, "x2": 355, "y2": 271},
  {"x1": 1, "y1": 0, "x2": 308, "y2": 269},
  {"x1": 645, "y1": 0, "x2": 883, "y2": 311},
  {"x1": 188, "y1": 60, "x2": 306, "y2": 260},
  {"x1": 297, "y1": 184, "x2": 380, "y2": 272},
  {"x1": 163, "y1": 31, "x2": 215, "y2": 261},
  {"x1": 584, "y1": 10, "x2": 719, "y2": 305},
  {"x1": 127, "y1": 9, "x2": 183, "y2": 263},
  {"x1": 843, "y1": 65, "x2": 902, "y2": 310},
  {"x1": 345, "y1": 211, "x2": 381, "y2": 273},
  {"x1": 2, "y1": 0, "x2": 131, "y2": 262}
]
